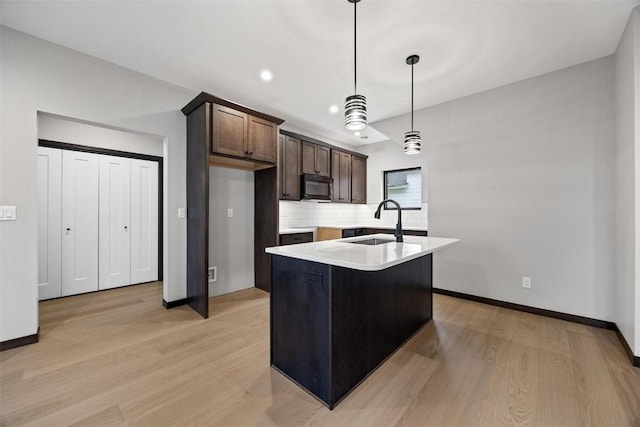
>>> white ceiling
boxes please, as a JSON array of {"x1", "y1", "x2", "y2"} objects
[{"x1": 1, "y1": 0, "x2": 638, "y2": 147}]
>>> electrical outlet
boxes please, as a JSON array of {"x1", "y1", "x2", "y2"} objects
[
  {"x1": 208, "y1": 266, "x2": 217, "y2": 282},
  {"x1": 522, "y1": 276, "x2": 531, "y2": 289},
  {"x1": 227, "y1": 208, "x2": 233, "y2": 218}
]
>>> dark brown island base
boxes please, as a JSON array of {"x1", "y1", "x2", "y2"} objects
[{"x1": 266, "y1": 234, "x2": 459, "y2": 409}]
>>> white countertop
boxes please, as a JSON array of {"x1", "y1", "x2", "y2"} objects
[
  {"x1": 279, "y1": 227, "x2": 317, "y2": 235},
  {"x1": 266, "y1": 234, "x2": 459, "y2": 271}
]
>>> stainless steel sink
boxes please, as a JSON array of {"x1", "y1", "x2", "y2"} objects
[{"x1": 349, "y1": 238, "x2": 395, "y2": 246}]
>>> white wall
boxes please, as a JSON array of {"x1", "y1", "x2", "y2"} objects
[
  {"x1": 38, "y1": 113, "x2": 164, "y2": 157},
  {"x1": 615, "y1": 7, "x2": 640, "y2": 356},
  {"x1": 359, "y1": 141, "x2": 428, "y2": 205},
  {"x1": 0, "y1": 27, "x2": 195, "y2": 342},
  {"x1": 372, "y1": 56, "x2": 616, "y2": 322},
  {"x1": 208, "y1": 166, "x2": 254, "y2": 297}
]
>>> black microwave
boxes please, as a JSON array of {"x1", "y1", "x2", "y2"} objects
[{"x1": 301, "y1": 174, "x2": 332, "y2": 201}]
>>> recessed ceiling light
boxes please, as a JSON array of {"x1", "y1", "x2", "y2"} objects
[
  {"x1": 329, "y1": 105, "x2": 339, "y2": 114},
  {"x1": 260, "y1": 70, "x2": 273, "y2": 81},
  {"x1": 354, "y1": 131, "x2": 361, "y2": 136}
]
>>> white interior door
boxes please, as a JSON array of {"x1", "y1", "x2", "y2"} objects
[
  {"x1": 130, "y1": 159, "x2": 158, "y2": 284},
  {"x1": 62, "y1": 150, "x2": 99, "y2": 296},
  {"x1": 99, "y1": 155, "x2": 131, "y2": 290},
  {"x1": 37, "y1": 147, "x2": 62, "y2": 300}
]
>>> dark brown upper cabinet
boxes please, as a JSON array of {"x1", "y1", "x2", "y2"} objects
[
  {"x1": 302, "y1": 141, "x2": 330, "y2": 177},
  {"x1": 331, "y1": 149, "x2": 352, "y2": 203},
  {"x1": 212, "y1": 103, "x2": 277, "y2": 164},
  {"x1": 351, "y1": 155, "x2": 367, "y2": 204},
  {"x1": 212, "y1": 104, "x2": 247, "y2": 158},
  {"x1": 181, "y1": 93, "x2": 284, "y2": 170},
  {"x1": 280, "y1": 129, "x2": 368, "y2": 205},
  {"x1": 279, "y1": 135, "x2": 301, "y2": 200},
  {"x1": 248, "y1": 115, "x2": 277, "y2": 163}
]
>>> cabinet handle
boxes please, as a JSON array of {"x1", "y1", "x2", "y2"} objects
[
  {"x1": 244, "y1": 151, "x2": 249, "y2": 156},
  {"x1": 249, "y1": 152, "x2": 253, "y2": 156},
  {"x1": 124, "y1": 226, "x2": 128, "y2": 230},
  {"x1": 66, "y1": 227, "x2": 71, "y2": 231}
]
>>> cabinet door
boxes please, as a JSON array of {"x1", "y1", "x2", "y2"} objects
[
  {"x1": 212, "y1": 103, "x2": 247, "y2": 158},
  {"x1": 301, "y1": 141, "x2": 316, "y2": 175},
  {"x1": 339, "y1": 152, "x2": 352, "y2": 203},
  {"x1": 37, "y1": 147, "x2": 62, "y2": 300},
  {"x1": 280, "y1": 136, "x2": 301, "y2": 200},
  {"x1": 331, "y1": 150, "x2": 351, "y2": 202},
  {"x1": 99, "y1": 155, "x2": 131, "y2": 290},
  {"x1": 316, "y1": 145, "x2": 331, "y2": 177},
  {"x1": 130, "y1": 159, "x2": 159, "y2": 285},
  {"x1": 247, "y1": 115, "x2": 277, "y2": 163},
  {"x1": 279, "y1": 232, "x2": 313, "y2": 246},
  {"x1": 351, "y1": 155, "x2": 367, "y2": 204},
  {"x1": 331, "y1": 150, "x2": 340, "y2": 202},
  {"x1": 62, "y1": 150, "x2": 99, "y2": 296}
]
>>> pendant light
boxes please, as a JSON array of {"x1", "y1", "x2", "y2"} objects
[
  {"x1": 404, "y1": 54, "x2": 421, "y2": 154},
  {"x1": 344, "y1": 0, "x2": 367, "y2": 131}
]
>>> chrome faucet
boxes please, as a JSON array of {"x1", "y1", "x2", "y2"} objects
[{"x1": 374, "y1": 199, "x2": 403, "y2": 242}]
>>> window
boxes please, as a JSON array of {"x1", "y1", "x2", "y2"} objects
[{"x1": 383, "y1": 167, "x2": 422, "y2": 210}]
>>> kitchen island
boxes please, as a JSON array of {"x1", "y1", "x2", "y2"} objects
[{"x1": 265, "y1": 234, "x2": 459, "y2": 409}]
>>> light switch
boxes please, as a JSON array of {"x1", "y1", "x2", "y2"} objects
[
  {"x1": 0, "y1": 206, "x2": 16, "y2": 221},
  {"x1": 178, "y1": 208, "x2": 186, "y2": 218},
  {"x1": 227, "y1": 208, "x2": 233, "y2": 218}
]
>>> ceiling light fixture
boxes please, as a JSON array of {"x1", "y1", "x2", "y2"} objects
[
  {"x1": 260, "y1": 70, "x2": 273, "y2": 81},
  {"x1": 404, "y1": 55, "x2": 421, "y2": 155},
  {"x1": 344, "y1": 0, "x2": 366, "y2": 131},
  {"x1": 329, "y1": 105, "x2": 339, "y2": 114}
]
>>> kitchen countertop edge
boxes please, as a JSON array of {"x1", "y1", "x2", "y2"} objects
[{"x1": 266, "y1": 234, "x2": 459, "y2": 271}]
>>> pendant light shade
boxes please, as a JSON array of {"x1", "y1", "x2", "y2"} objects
[
  {"x1": 345, "y1": 94, "x2": 367, "y2": 130},
  {"x1": 404, "y1": 54, "x2": 421, "y2": 155},
  {"x1": 404, "y1": 130, "x2": 421, "y2": 154},
  {"x1": 345, "y1": 0, "x2": 367, "y2": 131}
]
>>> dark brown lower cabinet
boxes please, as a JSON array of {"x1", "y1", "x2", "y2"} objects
[
  {"x1": 279, "y1": 232, "x2": 313, "y2": 246},
  {"x1": 364, "y1": 228, "x2": 428, "y2": 237},
  {"x1": 271, "y1": 253, "x2": 433, "y2": 409}
]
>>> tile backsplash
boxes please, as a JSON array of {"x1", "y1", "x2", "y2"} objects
[{"x1": 279, "y1": 201, "x2": 428, "y2": 229}]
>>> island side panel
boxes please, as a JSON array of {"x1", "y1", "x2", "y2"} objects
[
  {"x1": 330, "y1": 254, "x2": 433, "y2": 406},
  {"x1": 270, "y1": 255, "x2": 333, "y2": 406}
]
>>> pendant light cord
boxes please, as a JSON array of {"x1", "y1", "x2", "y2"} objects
[
  {"x1": 411, "y1": 63, "x2": 414, "y2": 131},
  {"x1": 354, "y1": 0, "x2": 357, "y2": 93}
]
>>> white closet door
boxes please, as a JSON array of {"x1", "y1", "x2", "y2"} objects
[
  {"x1": 62, "y1": 150, "x2": 99, "y2": 296},
  {"x1": 37, "y1": 147, "x2": 62, "y2": 300},
  {"x1": 99, "y1": 156, "x2": 131, "y2": 290},
  {"x1": 130, "y1": 159, "x2": 158, "y2": 284}
]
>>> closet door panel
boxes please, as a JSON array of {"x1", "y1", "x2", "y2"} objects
[
  {"x1": 61, "y1": 151, "x2": 99, "y2": 296},
  {"x1": 37, "y1": 147, "x2": 62, "y2": 300},
  {"x1": 99, "y1": 156, "x2": 131, "y2": 290},
  {"x1": 130, "y1": 159, "x2": 159, "y2": 284}
]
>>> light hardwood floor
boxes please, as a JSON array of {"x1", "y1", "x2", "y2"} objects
[{"x1": 1, "y1": 282, "x2": 639, "y2": 426}]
